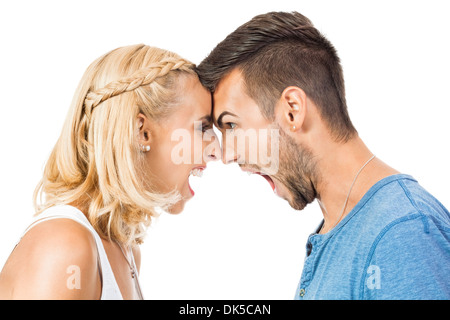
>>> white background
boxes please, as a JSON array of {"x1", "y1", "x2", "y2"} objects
[{"x1": 0, "y1": 0, "x2": 449, "y2": 299}]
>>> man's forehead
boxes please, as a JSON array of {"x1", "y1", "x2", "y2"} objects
[{"x1": 213, "y1": 68, "x2": 246, "y2": 117}]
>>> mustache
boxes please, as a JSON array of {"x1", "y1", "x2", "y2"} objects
[
  {"x1": 239, "y1": 164, "x2": 259, "y2": 171},
  {"x1": 238, "y1": 163, "x2": 278, "y2": 175}
]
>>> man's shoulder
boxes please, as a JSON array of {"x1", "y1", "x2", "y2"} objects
[
  {"x1": 397, "y1": 177, "x2": 450, "y2": 229},
  {"x1": 357, "y1": 174, "x2": 449, "y2": 237},
  {"x1": 337, "y1": 174, "x2": 449, "y2": 259}
]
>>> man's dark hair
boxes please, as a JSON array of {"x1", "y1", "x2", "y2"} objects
[{"x1": 197, "y1": 11, "x2": 357, "y2": 142}]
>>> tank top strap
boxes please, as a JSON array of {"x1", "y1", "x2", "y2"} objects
[{"x1": 21, "y1": 205, "x2": 123, "y2": 300}]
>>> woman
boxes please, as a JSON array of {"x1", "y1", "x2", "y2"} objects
[{"x1": 0, "y1": 44, "x2": 220, "y2": 299}]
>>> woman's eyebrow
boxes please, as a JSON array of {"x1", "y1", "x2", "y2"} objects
[
  {"x1": 197, "y1": 115, "x2": 212, "y2": 123},
  {"x1": 216, "y1": 111, "x2": 238, "y2": 129}
]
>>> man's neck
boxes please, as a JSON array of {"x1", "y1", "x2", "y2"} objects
[{"x1": 313, "y1": 136, "x2": 399, "y2": 234}]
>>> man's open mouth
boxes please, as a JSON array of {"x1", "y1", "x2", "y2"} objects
[
  {"x1": 241, "y1": 167, "x2": 277, "y2": 194},
  {"x1": 256, "y1": 172, "x2": 276, "y2": 192}
]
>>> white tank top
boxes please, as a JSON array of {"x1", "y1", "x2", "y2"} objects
[{"x1": 20, "y1": 205, "x2": 143, "y2": 300}]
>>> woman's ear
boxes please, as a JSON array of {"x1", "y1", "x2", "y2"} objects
[
  {"x1": 274, "y1": 86, "x2": 307, "y2": 134},
  {"x1": 137, "y1": 113, "x2": 152, "y2": 152}
]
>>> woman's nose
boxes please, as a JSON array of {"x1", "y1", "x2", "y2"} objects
[{"x1": 204, "y1": 129, "x2": 222, "y2": 163}]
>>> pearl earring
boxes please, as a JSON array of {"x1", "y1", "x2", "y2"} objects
[
  {"x1": 141, "y1": 144, "x2": 151, "y2": 152},
  {"x1": 292, "y1": 125, "x2": 296, "y2": 131}
]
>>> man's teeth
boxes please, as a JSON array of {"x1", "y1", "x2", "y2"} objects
[{"x1": 190, "y1": 168, "x2": 203, "y2": 177}]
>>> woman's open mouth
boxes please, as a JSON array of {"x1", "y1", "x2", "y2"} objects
[{"x1": 188, "y1": 167, "x2": 206, "y2": 196}]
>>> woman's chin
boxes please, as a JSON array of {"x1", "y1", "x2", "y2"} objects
[
  {"x1": 166, "y1": 198, "x2": 187, "y2": 214},
  {"x1": 165, "y1": 184, "x2": 194, "y2": 214}
]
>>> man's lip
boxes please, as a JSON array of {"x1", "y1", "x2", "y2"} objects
[
  {"x1": 258, "y1": 173, "x2": 276, "y2": 192},
  {"x1": 240, "y1": 167, "x2": 260, "y2": 174},
  {"x1": 240, "y1": 167, "x2": 276, "y2": 192},
  {"x1": 240, "y1": 167, "x2": 270, "y2": 177}
]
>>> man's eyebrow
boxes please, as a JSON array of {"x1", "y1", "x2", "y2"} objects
[{"x1": 216, "y1": 111, "x2": 238, "y2": 129}]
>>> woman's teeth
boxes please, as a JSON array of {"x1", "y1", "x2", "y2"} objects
[{"x1": 190, "y1": 168, "x2": 203, "y2": 177}]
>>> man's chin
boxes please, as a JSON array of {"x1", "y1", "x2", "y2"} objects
[
  {"x1": 273, "y1": 179, "x2": 309, "y2": 211},
  {"x1": 288, "y1": 198, "x2": 309, "y2": 211},
  {"x1": 281, "y1": 188, "x2": 312, "y2": 211}
]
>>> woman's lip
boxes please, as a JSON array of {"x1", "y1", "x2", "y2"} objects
[
  {"x1": 187, "y1": 166, "x2": 207, "y2": 197},
  {"x1": 188, "y1": 182, "x2": 195, "y2": 196}
]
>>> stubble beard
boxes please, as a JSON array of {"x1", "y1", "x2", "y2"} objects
[{"x1": 274, "y1": 125, "x2": 320, "y2": 211}]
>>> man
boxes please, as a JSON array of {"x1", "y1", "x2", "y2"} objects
[{"x1": 197, "y1": 11, "x2": 450, "y2": 299}]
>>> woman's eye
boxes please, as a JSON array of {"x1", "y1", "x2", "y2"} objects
[
  {"x1": 198, "y1": 122, "x2": 213, "y2": 133},
  {"x1": 227, "y1": 122, "x2": 237, "y2": 130},
  {"x1": 202, "y1": 123, "x2": 213, "y2": 132}
]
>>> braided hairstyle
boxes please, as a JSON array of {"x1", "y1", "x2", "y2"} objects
[
  {"x1": 83, "y1": 58, "x2": 191, "y2": 112},
  {"x1": 34, "y1": 44, "x2": 197, "y2": 245}
]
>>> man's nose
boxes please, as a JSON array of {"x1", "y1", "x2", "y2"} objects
[{"x1": 221, "y1": 144, "x2": 240, "y2": 164}]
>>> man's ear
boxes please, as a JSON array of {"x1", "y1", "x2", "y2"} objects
[
  {"x1": 275, "y1": 86, "x2": 307, "y2": 134},
  {"x1": 136, "y1": 113, "x2": 152, "y2": 152}
]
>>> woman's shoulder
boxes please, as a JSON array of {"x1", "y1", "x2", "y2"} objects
[
  {"x1": 21, "y1": 217, "x2": 98, "y2": 258},
  {"x1": 132, "y1": 244, "x2": 141, "y2": 273},
  {"x1": 0, "y1": 218, "x2": 101, "y2": 299}
]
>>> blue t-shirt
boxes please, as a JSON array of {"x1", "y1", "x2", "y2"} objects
[{"x1": 295, "y1": 174, "x2": 450, "y2": 300}]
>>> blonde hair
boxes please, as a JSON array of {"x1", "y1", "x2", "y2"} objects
[{"x1": 34, "y1": 44, "x2": 197, "y2": 245}]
